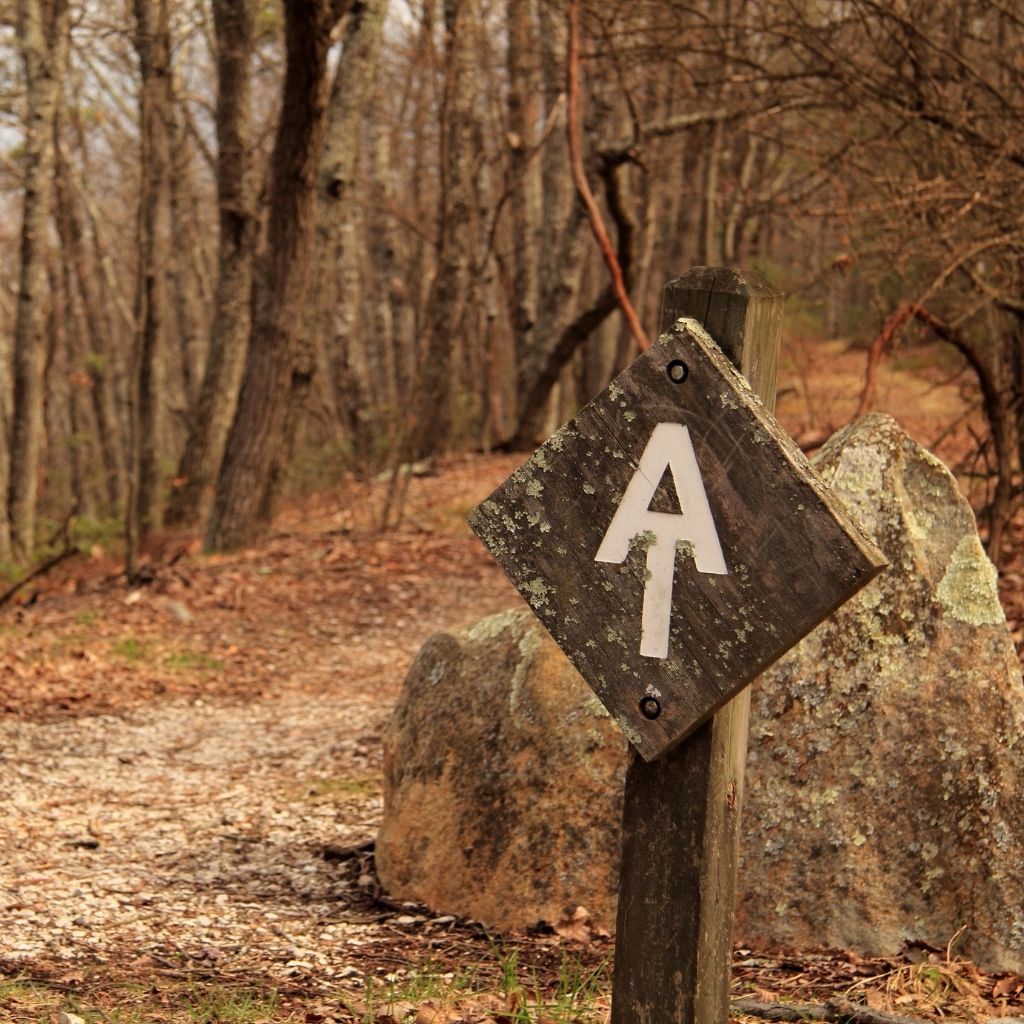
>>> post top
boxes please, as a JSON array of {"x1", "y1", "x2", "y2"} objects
[{"x1": 664, "y1": 266, "x2": 784, "y2": 301}]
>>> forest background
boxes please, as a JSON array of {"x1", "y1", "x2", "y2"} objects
[{"x1": 0, "y1": 0, "x2": 1022, "y2": 576}]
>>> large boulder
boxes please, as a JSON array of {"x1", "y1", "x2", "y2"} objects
[
  {"x1": 376, "y1": 609, "x2": 627, "y2": 931},
  {"x1": 737, "y1": 413, "x2": 1024, "y2": 972}
]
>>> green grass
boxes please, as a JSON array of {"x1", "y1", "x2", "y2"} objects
[
  {"x1": 2, "y1": 945, "x2": 610, "y2": 1024},
  {"x1": 345, "y1": 945, "x2": 611, "y2": 1024},
  {"x1": 111, "y1": 636, "x2": 154, "y2": 661},
  {"x1": 164, "y1": 650, "x2": 225, "y2": 674},
  {"x1": 0, "y1": 972, "x2": 291, "y2": 1023},
  {"x1": 301, "y1": 776, "x2": 378, "y2": 802},
  {"x1": 111, "y1": 638, "x2": 225, "y2": 675},
  {"x1": 0, "y1": 975, "x2": 62, "y2": 1021},
  {"x1": 71, "y1": 514, "x2": 124, "y2": 552},
  {"x1": 185, "y1": 981, "x2": 282, "y2": 1022}
]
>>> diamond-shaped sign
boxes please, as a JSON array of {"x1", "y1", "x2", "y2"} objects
[{"x1": 469, "y1": 318, "x2": 887, "y2": 761}]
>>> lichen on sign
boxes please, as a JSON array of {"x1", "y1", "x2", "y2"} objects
[{"x1": 469, "y1": 319, "x2": 888, "y2": 762}]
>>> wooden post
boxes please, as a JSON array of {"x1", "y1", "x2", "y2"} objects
[
  {"x1": 610, "y1": 268, "x2": 784, "y2": 1024},
  {"x1": 470, "y1": 265, "x2": 883, "y2": 1019}
]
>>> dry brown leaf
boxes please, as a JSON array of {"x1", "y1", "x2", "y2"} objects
[
  {"x1": 554, "y1": 905, "x2": 595, "y2": 945},
  {"x1": 864, "y1": 988, "x2": 888, "y2": 1010},
  {"x1": 993, "y1": 975, "x2": 1024, "y2": 999},
  {"x1": 414, "y1": 1001, "x2": 464, "y2": 1024}
]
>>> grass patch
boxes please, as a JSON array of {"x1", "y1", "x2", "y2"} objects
[
  {"x1": 111, "y1": 636, "x2": 155, "y2": 661},
  {"x1": 0, "y1": 975, "x2": 63, "y2": 1021},
  {"x1": 343, "y1": 947, "x2": 612, "y2": 1024},
  {"x1": 300, "y1": 775, "x2": 378, "y2": 803},
  {"x1": 70, "y1": 515, "x2": 124, "y2": 553},
  {"x1": 185, "y1": 980, "x2": 283, "y2": 1022},
  {"x1": 0, "y1": 972, "x2": 294, "y2": 1024},
  {"x1": 164, "y1": 650, "x2": 225, "y2": 674}
]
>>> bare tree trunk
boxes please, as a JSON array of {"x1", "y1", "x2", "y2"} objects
[
  {"x1": 263, "y1": 0, "x2": 388, "y2": 516},
  {"x1": 167, "y1": 82, "x2": 208, "y2": 416},
  {"x1": 511, "y1": 152, "x2": 637, "y2": 448},
  {"x1": 165, "y1": 0, "x2": 257, "y2": 530},
  {"x1": 53, "y1": 161, "x2": 104, "y2": 519},
  {"x1": 54, "y1": 144, "x2": 127, "y2": 513},
  {"x1": 1010, "y1": 321, "x2": 1024, "y2": 493},
  {"x1": 9, "y1": 0, "x2": 71, "y2": 558},
  {"x1": 43, "y1": 259, "x2": 75, "y2": 517},
  {"x1": 506, "y1": 0, "x2": 541, "y2": 376},
  {"x1": 365, "y1": 115, "x2": 401, "y2": 425},
  {"x1": 700, "y1": 119, "x2": 723, "y2": 265},
  {"x1": 0, "y1": 369, "x2": 9, "y2": 561},
  {"x1": 127, "y1": 0, "x2": 173, "y2": 574},
  {"x1": 69, "y1": 96, "x2": 134, "y2": 497},
  {"x1": 205, "y1": 0, "x2": 346, "y2": 552},
  {"x1": 410, "y1": 0, "x2": 477, "y2": 460}
]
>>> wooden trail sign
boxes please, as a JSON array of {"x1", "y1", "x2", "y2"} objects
[{"x1": 469, "y1": 274, "x2": 886, "y2": 763}]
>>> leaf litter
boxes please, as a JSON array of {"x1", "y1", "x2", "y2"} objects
[{"x1": 0, "y1": 451, "x2": 1021, "y2": 1022}]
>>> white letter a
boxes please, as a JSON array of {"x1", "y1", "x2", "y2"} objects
[{"x1": 595, "y1": 422, "x2": 727, "y2": 659}]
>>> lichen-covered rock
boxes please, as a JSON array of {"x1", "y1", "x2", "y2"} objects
[
  {"x1": 376, "y1": 609, "x2": 627, "y2": 931},
  {"x1": 738, "y1": 413, "x2": 1024, "y2": 971}
]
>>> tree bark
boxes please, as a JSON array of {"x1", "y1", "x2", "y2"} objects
[
  {"x1": 511, "y1": 155, "x2": 637, "y2": 448},
  {"x1": 167, "y1": 78, "x2": 209, "y2": 416},
  {"x1": 9, "y1": 0, "x2": 71, "y2": 558},
  {"x1": 409, "y1": 0, "x2": 477, "y2": 460},
  {"x1": 53, "y1": 142, "x2": 127, "y2": 514},
  {"x1": 205, "y1": 0, "x2": 346, "y2": 552},
  {"x1": 164, "y1": 0, "x2": 258, "y2": 530},
  {"x1": 43, "y1": 258, "x2": 76, "y2": 517},
  {"x1": 128, "y1": 0, "x2": 173, "y2": 573},
  {"x1": 263, "y1": 0, "x2": 388, "y2": 517},
  {"x1": 565, "y1": 0, "x2": 646, "y2": 352},
  {"x1": 506, "y1": 0, "x2": 541, "y2": 375}
]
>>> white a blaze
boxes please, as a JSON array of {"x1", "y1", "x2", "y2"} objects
[{"x1": 595, "y1": 422, "x2": 727, "y2": 659}]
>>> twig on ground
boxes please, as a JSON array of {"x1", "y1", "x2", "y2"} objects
[
  {"x1": 0, "y1": 547, "x2": 78, "y2": 609},
  {"x1": 733, "y1": 997, "x2": 930, "y2": 1024}
]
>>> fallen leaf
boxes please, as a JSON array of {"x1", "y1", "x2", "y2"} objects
[
  {"x1": 553, "y1": 905, "x2": 595, "y2": 945},
  {"x1": 415, "y1": 1002, "x2": 463, "y2": 1024},
  {"x1": 993, "y1": 975, "x2": 1024, "y2": 999},
  {"x1": 865, "y1": 989, "x2": 888, "y2": 1010}
]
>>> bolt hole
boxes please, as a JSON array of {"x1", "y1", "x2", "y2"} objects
[
  {"x1": 639, "y1": 696, "x2": 661, "y2": 720},
  {"x1": 667, "y1": 359, "x2": 689, "y2": 384}
]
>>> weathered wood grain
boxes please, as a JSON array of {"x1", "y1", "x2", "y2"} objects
[{"x1": 468, "y1": 274, "x2": 885, "y2": 763}]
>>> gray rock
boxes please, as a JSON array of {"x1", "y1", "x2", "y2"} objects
[
  {"x1": 737, "y1": 413, "x2": 1024, "y2": 972},
  {"x1": 376, "y1": 608, "x2": 627, "y2": 932}
]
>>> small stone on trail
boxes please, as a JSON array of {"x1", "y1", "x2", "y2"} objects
[
  {"x1": 166, "y1": 599, "x2": 194, "y2": 623},
  {"x1": 58, "y1": 1013, "x2": 87, "y2": 1024},
  {"x1": 66, "y1": 837, "x2": 100, "y2": 850}
]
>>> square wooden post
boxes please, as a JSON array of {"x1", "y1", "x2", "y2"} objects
[{"x1": 610, "y1": 268, "x2": 784, "y2": 1024}]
